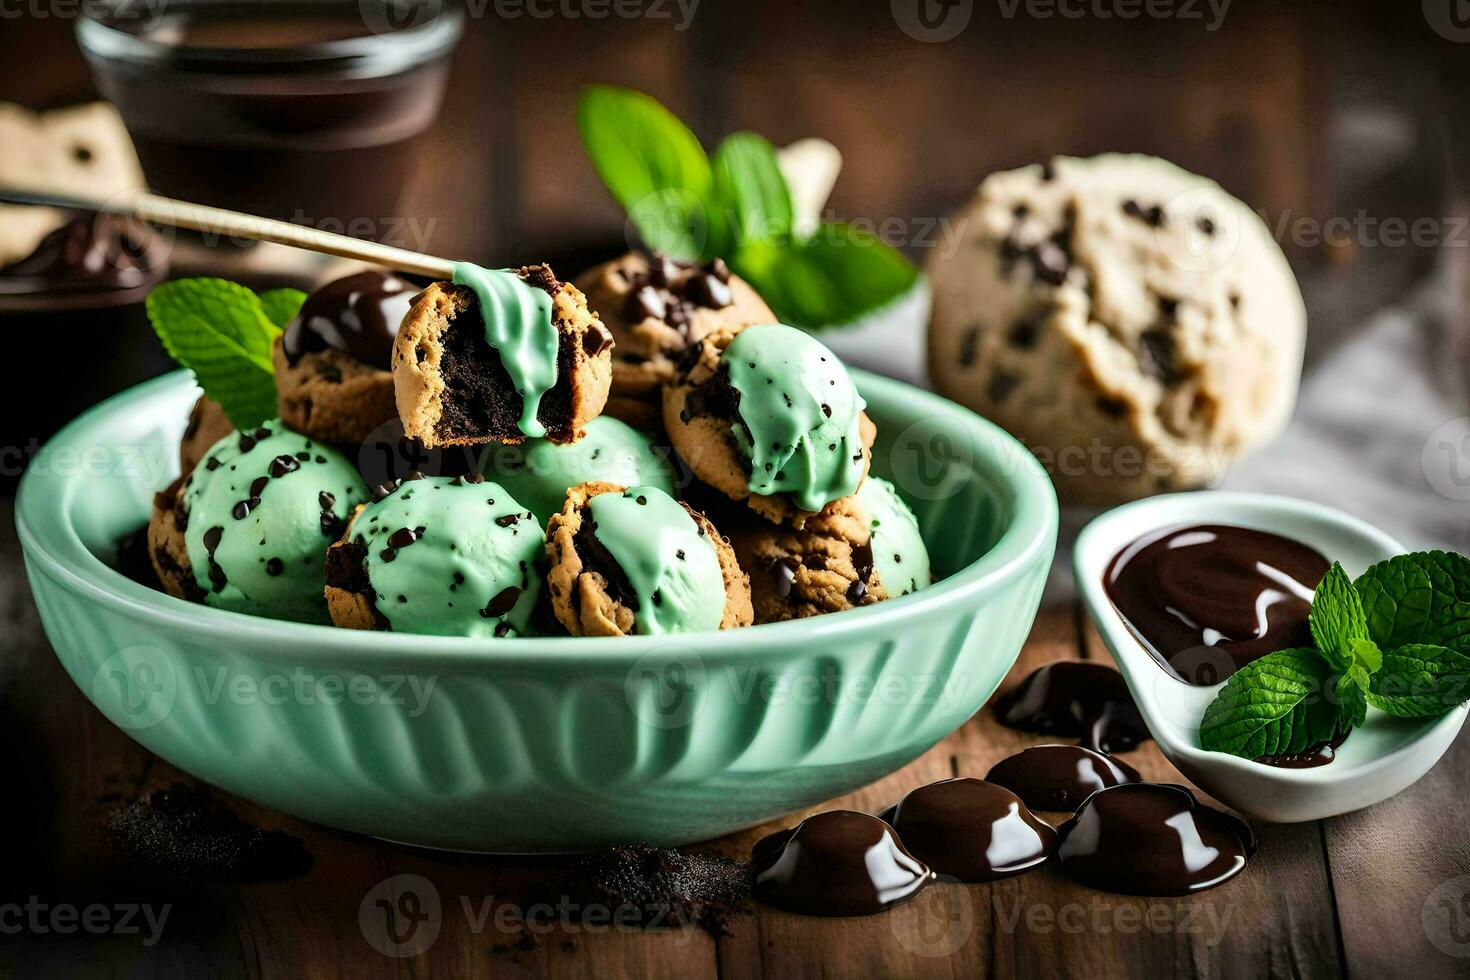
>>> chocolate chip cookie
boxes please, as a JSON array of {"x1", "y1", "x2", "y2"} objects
[
  {"x1": 545, "y1": 481, "x2": 752, "y2": 637},
  {"x1": 575, "y1": 251, "x2": 774, "y2": 429},
  {"x1": 393, "y1": 264, "x2": 613, "y2": 447}
]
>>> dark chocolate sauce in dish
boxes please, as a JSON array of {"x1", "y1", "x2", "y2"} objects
[
  {"x1": 994, "y1": 662, "x2": 1151, "y2": 752},
  {"x1": 1255, "y1": 730, "x2": 1348, "y2": 769},
  {"x1": 0, "y1": 214, "x2": 162, "y2": 300},
  {"x1": 985, "y1": 745, "x2": 1142, "y2": 812},
  {"x1": 1104, "y1": 524, "x2": 1329, "y2": 686},
  {"x1": 1055, "y1": 783, "x2": 1255, "y2": 896},
  {"x1": 281, "y1": 270, "x2": 418, "y2": 370},
  {"x1": 750, "y1": 810, "x2": 932, "y2": 916},
  {"x1": 880, "y1": 778, "x2": 1056, "y2": 882}
]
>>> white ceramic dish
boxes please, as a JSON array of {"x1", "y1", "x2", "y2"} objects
[{"x1": 1074, "y1": 491, "x2": 1467, "y2": 823}]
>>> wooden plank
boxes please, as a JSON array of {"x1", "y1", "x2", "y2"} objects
[{"x1": 1322, "y1": 725, "x2": 1470, "y2": 978}]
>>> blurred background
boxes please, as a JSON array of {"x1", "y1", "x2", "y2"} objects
[{"x1": 0, "y1": 0, "x2": 1466, "y2": 548}]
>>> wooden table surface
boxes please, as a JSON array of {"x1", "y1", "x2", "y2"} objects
[{"x1": 2, "y1": 510, "x2": 1467, "y2": 979}]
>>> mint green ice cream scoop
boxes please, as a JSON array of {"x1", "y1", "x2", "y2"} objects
[
  {"x1": 855, "y1": 476, "x2": 931, "y2": 597},
  {"x1": 484, "y1": 416, "x2": 678, "y2": 525},
  {"x1": 183, "y1": 421, "x2": 369, "y2": 623},
  {"x1": 724, "y1": 323, "x2": 867, "y2": 513},
  {"x1": 586, "y1": 485, "x2": 726, "y2": 635},
  {"x1": 351, "y1": 474, "x2": 543, "y2": 637}
]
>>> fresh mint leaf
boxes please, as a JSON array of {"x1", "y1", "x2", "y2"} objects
[
  {"x1": 258, "y1": 288, "x2": 307, "y2": 330},
  {"x1": 146, "y1": 278, "x2": 280, "y2": 430},
  {"x1": 576, "y1": 85, "x2": 726, "y2": 261},
  {"x1": 1310, "y1": 562, "x2": 1368, "y2": 670},
  {"x1": 713, "y1": 132, "x2": 793, "y2": 247},
  {"x1": 1366, "y1": 644, "x2": 1470, "y2": 718},
  {"x1": 733, "y1": 223, "x2": 920, "y2": 330},
  {"x1": 1355, "y1": 552, "x2": 1470, "y2": 654},
  {"x1": 1199, "y1": 648, "x2": 1341, "y2": 758},
  {"x1": 1349, "y1": 637, "x2": 1382, "y2": 675},
  {"x1": 1336, "y1": 670, "x2": 1367, "y2": 730}
]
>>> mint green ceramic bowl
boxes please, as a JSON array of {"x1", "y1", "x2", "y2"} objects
[{"x1": 18, "y1": 370, "x2": 1056, "y2": 851}]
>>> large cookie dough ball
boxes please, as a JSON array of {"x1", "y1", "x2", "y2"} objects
[{"x1": 927, "y1": 154, "x2": 1305, "y2": 503}]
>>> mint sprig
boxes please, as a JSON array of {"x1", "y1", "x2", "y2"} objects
[
  {"x1": 1367, "y1": 644, "x2": 1470, "y2": 718},
  {"x1": 1356, "y1": 551, "x2": 1470, "y2": 653},
  {"x1": 1199, "y1": 649, "x2": 1342, "y2": 758},
  {"x1": 575, "y1": 85, "x2": 919, "y2": 330},
  {"x1": 146, "y1": 278, "x2": 286, "y2": 430},
  {"x1": 1199, "y1": 550, "x2": 1470, "y2": 760}
]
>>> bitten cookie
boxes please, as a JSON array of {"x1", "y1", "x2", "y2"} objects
[
  {"x1": 927, "y1": 153, "x2": 1306, "y2": 503},
  {"x1": 179, "y1": 396, "x2": 232, "y2": 478},
  {"x1": 325, "y1": 472, "x2": 543, "y2": 637},
  {"x1": 393, "y1": 264, "x2": 613, "y2": 447},
  {"x1": 545, "y1": 482, "x2": 752, "y2": 637},
  {"x1": 663, "y1": 323, "x2": 875, "y2": 527},
  {"x1": 575, "y1": 251, "x2": 775, "y2": 429},
  {"x1": 274, "y1": 270, "x2": 418, "y2": 444},
  {"x1": 727, "y1": 494, "x2": 885, "y2": 624},
  {"x1": 147, "y1": 421, "x2": 369, "y2": 623}
]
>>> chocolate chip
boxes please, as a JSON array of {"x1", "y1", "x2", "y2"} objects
[
  {"x1": 1032, "y1": 240, "x2": 1069, "y2": 285},
  {"x1": 372, "y1": 482, "x2": 397, "y2": 503},
  {"x1": 268, "y1": 455, "x2": 300, "y2": 478},
  {"x1": 845, "y1": 578, "x2": 868, "y2": 603},
  {"x1": 1138, "y1": 328, "x2": 1182, "y2": 384},
  {"x1": 958, "y1": 326, "x2": 981, "y2": 367},
  {"x1": 583, "y1": 319, "x2": 614, "y2": 357},
  {"x1": 624, "y1": 284, "x2": 666, "y2": 323},
  {"x1": 771, "y1": 556, "x2": 801, "y2": 599},
  {"x1": 388, "y1": 526, "x2": 425, "y2": 549},
  {"x1": 1158, "y1": 296, "x2": 1179, "y2": 319},
  {"x1": 319, "y1": 491, "x2": 336, "y2": 511},
  {"x1": 1123, "y1": 199, "x2": 1165, "y2": 227},
  {"x1": 451, "y1": 473, "x2": 486, "y2": 486},
  {"x1": 684, "y1": 273, "x2": 733, "y2": 310},
  {"x1": 495, "y1": 514, "x2": 520, "y2": 528},
  {"x1": 1097, "y1": 396, "x2": 1128, "y2": 419},
  {"x1": 482, "y1": 586, "x2": 522, "y2": 618},
  {"x1": 987, "y1": 371, "x2": 1021, "y2": 404},
  {"x1": 707, "y1": 257, "x2": 731, "y2": 283},
  {"x1": 648, "y1": 253, "x2": 680, "y2": 287},
  {"x1": 1007, "y1": 317, "x2": 1041, "y2": 350},
  {"x1": 1197, "y1": 215, "x2": 1216, "y2": 235},
  {"x1": 265, "y1": 558, "x2": 284, "y2": 576}
]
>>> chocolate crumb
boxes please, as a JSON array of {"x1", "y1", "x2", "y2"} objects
[
  {"x1": 538, "y1": 844, "x2": 749, "y2": 936},
  {"x1": 104, "y1": 783, "x2": 311, "y2": 882}
]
